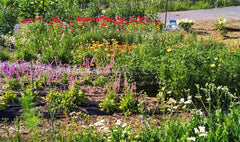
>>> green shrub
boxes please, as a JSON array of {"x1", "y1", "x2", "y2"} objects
[
  {"x1": 99, "y1": 91, "x2": 120, "y2": 113},
  {"x1": 0, "y1": 50, "x2": 10, "y2": 61},
  {"x1": 14, "y1": 48, "x2": 37, "y2": 62},
  {"x1": 46, "y1": 84, "x2": 88, "y2": 114},
  {"x1": 1, "y1": 90, "x2": 18, "y2": 103},
  {"x1": 119, "y1": 88, "x2": 137, "y2": 114},
  {"x1": 0, "y1": 0, "x2": 18, "y2": 35}
]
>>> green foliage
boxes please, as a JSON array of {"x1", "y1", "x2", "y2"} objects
[
  {"x1": 85, "y1": 2, "x2": 101, "y2": 17},
  {"x1": 99, "y1": 84, "x2": 138, "y2": 114},
  {"x1": 14, "y1": 48, "x2": 37, "y2": 62},
  {"x1": 20, "y1": 88, "x2": 40, "y2": 133},
  {"x1": 1, "y1": 90, "x2": 18, "y2": 103},
  {"x1": 0, "y1": 101, "x2": 8, "y2": 111},
  {"x1": 17, "y1": 0, "x2": 44, "y2": 19},
  {"x1": 177, "y1": 18, "x2": 195, "y2": 32},
  {"x1": 0, "y1": 50, "x2": 10, "y2": 61},
  {"x1": 0, "y1": 0, "x2": 18, "y2": 35},
  {"x1": 195, "y1": 83, "x2": 236, "y2": 110},
  {"x1": 105, "y1": 3, "x2": 145, "y2": 19},
  {"x1": 5, "y1": 78, "x2": 22, "y2": 90},
  {"x1": 215, "y1": 17, "x2": 228, "y2": 36},
  {"x1": 94, "y1": 75, "x2": 107, "y2": 86},
  {"x1": 46, "y1": 84, "x2": 88, "y2": 114},
  {"x1": 60, "y1": 74, "x2": 69, "y2": 85},
  {"x1": 99, "y1": 91, "x2": 120, "y2": 113},
  {"x1": 83, "y1": 74, "x2": 93, "y2": 85},
  {"x1": 119, "y1": 88, "x2": 137, "y2": 114}
]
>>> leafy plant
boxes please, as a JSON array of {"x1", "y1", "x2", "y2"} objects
[
  {"x1": 1, "y1": 90, "x2": 18, "y2": 103},
  {"x1": 20, "y1": 88, "x2": 40, "y2": 138},
  {"x1": 0, "y1": 0, "x2": 18, "y2": 35},
  {"x1": 14, "y1": 48, "x2": 37, "y2": 62},
  {"x1": 99, "y1": 91, "x2": 120, "y2": 113},
  {"x1": 0, "y1": 101, "x2": 8, "y2": 111},
  {"x1": 195, "y1": 83, "x2": 236, "y2": 111},
  {"x1": 119, "y1": 87, "x2": 137, "y2": 114},
  {"x1": 0, "y1": 50, "x2": 10, "y2": 61},
  {"x1": 5, "y1": 78, "x2": 22, "y2": 90},
  {"x1": 94, "y1": 75, "x2": 107, "y2": 86},
  {"x1": 177, "y1": 18, "x2": 195, "y2": 32},
  {"x1": 215, "y1": 17, "x2": 228, "y2": 36},
  {"x1": 46, "y1": 84, "x2": 88, "y2": 114}
]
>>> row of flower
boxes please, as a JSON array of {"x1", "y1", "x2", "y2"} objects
[{"x1": 19, "y1": 15, "x2": 163, "y2": 30}]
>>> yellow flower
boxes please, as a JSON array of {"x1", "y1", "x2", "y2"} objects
[
  {"x1": 167, "y1": 48, "x2": 172, "y2": 52},
  {"x1": 210, "y1": 64, "x2": 216, "y2": 68}
]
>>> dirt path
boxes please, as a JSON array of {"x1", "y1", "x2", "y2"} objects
[
  {"x1": 158, "y1": 6, "x2": 240, "y2": 48},
  {"x1": 158, "y1": 6, "x2": 240, "y2": 21}
]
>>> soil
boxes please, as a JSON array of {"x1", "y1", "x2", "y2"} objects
[{"x1": 0, "y1": 16, "x2": 240, "y2": 141}]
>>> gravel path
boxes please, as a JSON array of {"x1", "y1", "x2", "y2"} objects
[{"x1": 158, "y1": 6, "x2": 240, "y2": 21}]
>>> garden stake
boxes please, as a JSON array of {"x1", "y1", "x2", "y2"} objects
[{"x1": 165, "y1": 0, "x2": 169, "y2": 27}]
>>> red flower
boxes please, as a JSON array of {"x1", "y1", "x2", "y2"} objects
[
  {"x1": 70, "y1": 24, "x2": 74, "y2": 27},
  {"x1": 54, "y1": 26, "x2": 57, "y2": 28},
  {"x1": 69, "y1": 16, "x2": 73, "y2": 18},
  {"x1": 59, "y1": 26, "x2": 62, "y2": 28},
  {"x1": 66, "y1": 20, "x2": 69, "y2": 22},
  {"x1": 47, "y1": 24, "x2": 51, "y2": 26},
  {"x1": 42, "y1": 19, "x2": 46, "y2": 21},
  {"x1": 18, "y1": 27, "x2": 21, "y2": 29}
]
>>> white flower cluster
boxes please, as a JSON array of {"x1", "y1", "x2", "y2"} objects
[
  {"x1": 115, "y1": 119, "x2": 127, "y2": 128},
  {"x1": 194, "y1": 126, "x2": 208, "y2": 137},
  {"x1": 177, "y1": 18, "x2": 195, "y2": 25},
  {"x1": 0, "y1": 35, "x2": 15, "y2": 43},
  {"x1": 218, "y1": 17, "x2": 227, "y2": 25},
  {"x1": 187, "y1": 126, "x2": 208, "y2": 141},
  {"x1": 167, "y1": 96, "x2": 193, "y2": 112}
]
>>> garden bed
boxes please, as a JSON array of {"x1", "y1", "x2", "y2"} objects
[{"x1": 0, "y1": 15, "x2": 240, "y2": 141}]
